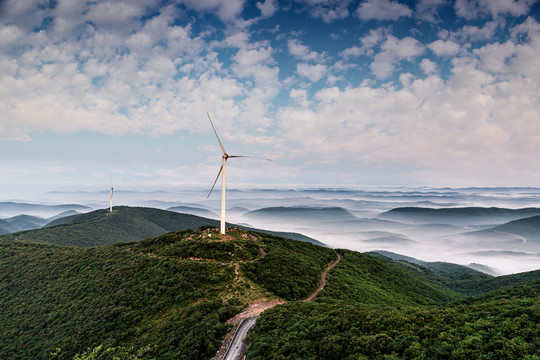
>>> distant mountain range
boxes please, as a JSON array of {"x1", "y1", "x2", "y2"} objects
[
  {"x1": 0, "y1": 201, "x2": 91, "y2": 218},
  {"x1": 368, "y1": 250, "x2": 540, "y2": 297},
  {"x1": 0, "y1": 206, "x2": 325, "y2": 247},
  {"x1": 370, "y1": 250, "x2": 498, "y2": 279},
  {"x1": 475, "y1": 215, "x2": 540, "y2": 242},
  {"x1": 0, "y1": 210, "x2": 82, "y2": 234},
  {"x1": 244, "y1": 206, "x2": 358, "y2": 222},
  {"x1": 167, "y1": 205, "x2": 219, "y2": 218},
  {"x1": 0, "y1": 219, "x2": 16, "y2": 235},
  {"x1": 379, "y1": 206, "x2": 540, "y2": 226}
]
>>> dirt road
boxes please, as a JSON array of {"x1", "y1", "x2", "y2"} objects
[
  {"x1": 302, "y1": 253, "x2": 342, "y2": 302},
  {"x1": 214, "y1": 251, "x2": 342, "y2": 360}
]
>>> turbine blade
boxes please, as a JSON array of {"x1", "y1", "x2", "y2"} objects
[
  {"x1": 109, "y1": 175, "x2": 113, "y2": 188},
  {"x1": 207, "y1": 113, "x2": 227, "y2": 155},
  {"x1": 207, "y1": 164, "x2": 224, "y2": 198},
  {"x1": 228, "y1": 155, "x2": 272, "y2": 161}
]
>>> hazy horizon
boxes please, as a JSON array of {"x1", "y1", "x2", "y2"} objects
[{"x1": 2, "y1": 185, "x2": 540, "y2": 276}]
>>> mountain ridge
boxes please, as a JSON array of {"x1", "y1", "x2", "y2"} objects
[{"x1": 0, "y1": 206, "x2": 326, "y2": 247}]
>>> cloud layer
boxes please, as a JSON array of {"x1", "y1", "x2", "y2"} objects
[{"x1": 1, "y1": 0, "x2": 539, "y2": 187}]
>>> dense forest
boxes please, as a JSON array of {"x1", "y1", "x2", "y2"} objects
[
  {"x1": 0, "y1": 228, "x2": 334, "y2": 359},
  {"x1": 0, "y1": 219, "x2": 538, "y2": 359},
  {"x1": 245, "y1": 249, "x2": 539, "y2": 359}
]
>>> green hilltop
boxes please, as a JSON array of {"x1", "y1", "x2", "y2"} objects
[{"x1": 0, "y1": 209, "x2": 538, "y2": 360}]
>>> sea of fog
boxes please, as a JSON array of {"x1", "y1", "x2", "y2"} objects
[{"x1": 5, "y1": 186, "x2": 540, "y2": 276}]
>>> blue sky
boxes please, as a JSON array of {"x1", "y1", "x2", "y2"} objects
[{"x1": 1, "y1": 0, "x2": 540, "y2": 196}]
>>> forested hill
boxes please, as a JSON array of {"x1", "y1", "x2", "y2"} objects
[
  {"x1": 0, "y1": 206, "x2": 324, "y2": 247},
  {"x1": 480, "y1": 215, "x2": 540, "y2": 240},
  {"x1": 0, "y1": 225, "x2": 538, "y2": 359},
  {"x1": 246, "y1": 248, "x2": 540, "y2": 360},
  {"x1": 0, "y1": 228, "x2": 336, "y2": 360},
  {"x1": 0, "y1": 206, "x2": 216, "y2": 247},
  {"x1": 368, "y1": 250, "x2": 540, "y2": 296}
]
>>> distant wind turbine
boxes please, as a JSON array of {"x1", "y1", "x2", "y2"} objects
[
  {"x1": 109, "y1": 175, "x2": 114, "y2": 212},
  {"x1": 207, "y1": 113, "x2": 271, "y2": 234}
]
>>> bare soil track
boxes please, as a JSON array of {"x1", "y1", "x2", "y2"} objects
[{"x1": 302, "y1": 253, "x2": 342, "y2": 302}]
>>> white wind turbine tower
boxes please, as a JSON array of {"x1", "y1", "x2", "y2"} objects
[
  {"x1": 207, "y1": 113, "x2": 271, "y2": 235},
  {"x1": 109, "y1": 175, "x2": 114, "y2": 212}
]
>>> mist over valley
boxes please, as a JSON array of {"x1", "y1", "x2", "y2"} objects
[{"x1": 4, "y1": 186, "x2": 540, "y2": 276}]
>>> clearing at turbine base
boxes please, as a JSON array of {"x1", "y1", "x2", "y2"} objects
[
  {"x1": 207, "y1": 113, "x2": 271, "y2": 234},
  {"x1": 109, "y1": 175, "x2": 114, "y2": 212}
]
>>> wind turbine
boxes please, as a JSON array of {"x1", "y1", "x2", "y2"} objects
[
  {"x1": 207, "y1": 113, "x2": 271, "y2": 234},
  {"x1": 109, "y1": 175, "x2": 114, "y2": 212}
]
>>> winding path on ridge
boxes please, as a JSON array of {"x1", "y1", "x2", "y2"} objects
[
  {"x1": 302, "y1": 253, "x2": 342, "y2": 302},
  {"x1": 215, "y1": 252, "x2": 342, "y2": 360}
]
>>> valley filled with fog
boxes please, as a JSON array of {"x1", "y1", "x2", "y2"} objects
[{"x1": 3, "y1": 186, "x2": 540, "y2": 276}]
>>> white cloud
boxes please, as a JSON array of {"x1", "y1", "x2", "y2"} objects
[
  {"x1": 270, "y1": 16, "x2": 540, "y2": 184},
  {"x1": 428, "y1": 39, "x2": 461, "y2": 56},
  {"x1": 296, "y1": 63, "x2": 328, "y2": 82},
  {"x1": 382, "y1": 35, "x2": 425, "y2": 59},
  {"x1": 416, "y1": 0, "x2": 449, "y2": 22},
  {"x1": 277, "y1": 59, "x2": 540, "y2": 184},
  {"x1": 232, "y1": 46, "x2": 279, "y2": 86},
  {"x1": 84, "y1": 1, "x2": 145, "y2": 33},
  {"x1": 0, "y1": 0, "x2": 47, "y2": 31},
  {"x1": 287, "y1": 38, "x2": 324, "y2": 61},
  {"x1": 293, "y1": 0, "x2": 354, "y2": 23},
  {"x1": 256, "y1": 0, "x2": 278, "y2": 18},
  {"x1": 2, "y1": 0, "x2": 540, "y2": 188},
  {"x1": 182, "y1": 0, "x2": 246, "y2": 22},
  {"x1": 340, "y1": 27, "x2": 388, "y2": 58},
  {"x1": 459, "y1": 21, "x2": 500, "y2": 41},
  {"x1": 370, "y1": 35, "x2": 424, "y2": 78},
  {"x1": 477, "y1": 20, "x2": 540, "y2": 82},
  {"x1": 289, "y1": 89, "x2": 311, "y2": 107},
  {"x1": 356, "y1": 0, "x2": 412, "y2": 21},
  {"x1": 0, "y1": 25, "x2": 23, "y2": 50},
  {"x1": 454, "y1": 0, "x2": 535, "y2": 20},
  {"x1": 339, "y1": 46, "x2": 362, "y2": 58},
  {"x1": 420, "y1": 58, "x2": 437, "y2": 74},
  {"x1": 0, "y1": 0, "x2": 281, "y2": 142},
  {"x1": 359, "y1": 27, "x2": 388, "y2": 52},
  {"x1": 511, "y1": 16, "x2": 540, "y2": 38}
]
